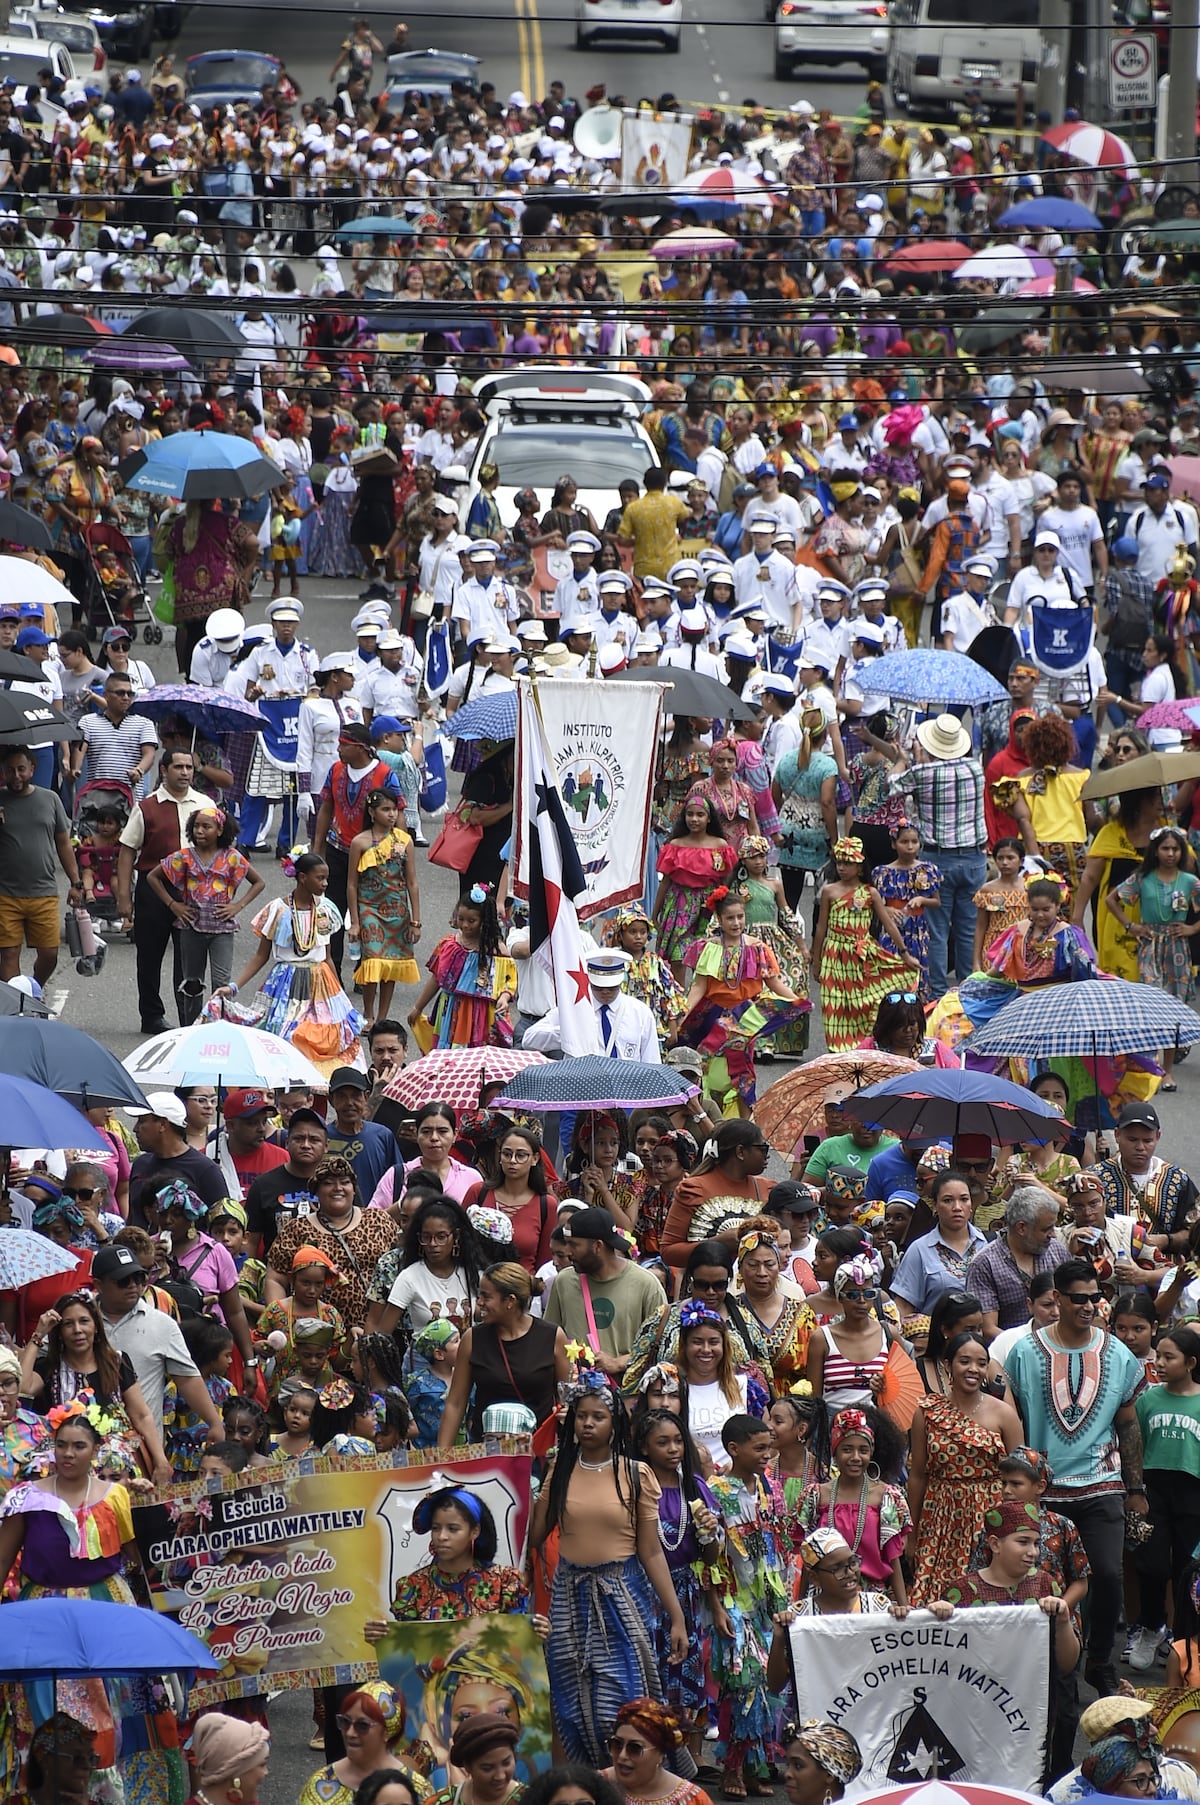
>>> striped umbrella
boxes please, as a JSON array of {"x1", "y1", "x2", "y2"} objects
[
  {"x1": 490, "y1": 1055, "x2": 697, "y2": 1111},
  {"x1": 1042, "y1": 120, "x2": 1134, "y2": 168}
]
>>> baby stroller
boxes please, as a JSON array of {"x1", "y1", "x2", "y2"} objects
[
  {"x1": 73, "y1": 778, "x2": 134, "y2": 940},
  {"x1": 82, "y1": 522, "x2": 162, "y2": 645}
]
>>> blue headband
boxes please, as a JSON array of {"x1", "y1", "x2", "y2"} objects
[{"x1": 412, "y1": 1486, "x2": 483, "y2": 1534}]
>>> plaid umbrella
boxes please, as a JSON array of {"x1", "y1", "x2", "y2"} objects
[
  {"x1": 842, "y1": 1067, "x2": 1068, "y2": 1144},
  {"x1": 382, "y1": 1047, "x2": 548, "y2": 1114},
  {"x1": 754, "y1": 1050, "x2": 919, "y2": 1154},
  {"x1": 969, "y1": 977, "x2": 1200, "y2": 1058},
  {"x1": 0, "y1": 1229, "x2": 84, "y2": 1292},
  {"x1": 865, "y1": 650, "x2": 1008, "y2": 707},
  {"x1": 490, "y1": 1055, "x2": 697, "y2": 1112},
  {"x1": 445, "y1": 690, "x2": 517, "y2": 742}
]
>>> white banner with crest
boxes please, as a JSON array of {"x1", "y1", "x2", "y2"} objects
[{"x1": 621, "y1": 108, "x2": 694, "y2": 189}]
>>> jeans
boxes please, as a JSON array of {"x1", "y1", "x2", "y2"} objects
[
  {"x1": 323, "y1": 843, "x2": 350, "y2": 978},
  {"x1": 1104, "y1": 649, "x2": 1142, "y2": 726},
  {"x1": 1052, "y1": 1490, "x2": 1124, "y2": 1669},
  {"x1": 927, "y1": 847, "x2": 987, "y2": 997},
  {"x1": 178, "y1": 927, "x2": 235, "y2": 1023},
  {"x1": 127, "y1": 532, "x2": 152, "y2": 583}
]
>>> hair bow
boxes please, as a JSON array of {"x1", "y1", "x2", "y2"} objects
[
  {"x1": 155, "y1": 1179, "x2": 205, "y2": 1221},
  {"x1": 679, "y1": 1299, "x2": 723, "y2": 1331}
]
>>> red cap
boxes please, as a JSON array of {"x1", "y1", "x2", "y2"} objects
[{"x1": 223, "y1": 1088, "x2": 274, "y2": 1120}]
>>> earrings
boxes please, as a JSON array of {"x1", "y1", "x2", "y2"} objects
[
  {"x1": 229, "y1": 1782, "x2": 243, "y2": 1800},
  {"x1": 867, "y1": 1461, "x2": 881, "y2": 1481}
]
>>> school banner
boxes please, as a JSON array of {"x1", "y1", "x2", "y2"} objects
[
  {"x1": 788, "y1": 1605, "x2": 1051, "y2": 1791},
  {"x1": 132, "y1": 1443, "x2": 532, "y2": 1706},
  {"x1": 621, "y1": 108, "x2": 694, "y2": 189},
  {"x1": 376, "y1": 1617, "x2": 552, "y2": 1789},
  {"x1": 513, "y1": 676, "x2": 662, "y2": 920}
]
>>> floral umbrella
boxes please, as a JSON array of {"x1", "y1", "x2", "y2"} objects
[{"x1": 754, "y1": 1050, "x2": 919, "y2": 1154}]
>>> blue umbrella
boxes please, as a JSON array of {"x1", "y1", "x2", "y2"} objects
[
  {"x1": 841, "y1": 1067, "x2": 1068, "y2": 1144},
  {"x1": 0, "y1": 1074, "x2": 106, "y2": 1151},
  {"x1": 491, "y1": 1055, "x2": 697, "y2": 1112},
  {"x1": 865, "y1": 649, "x2": 1008, "y2": 708},
  {"x1": 445, "y1": 690, "x2": 517, "y2": 742},
  {"x1": 997, "y1": 198, "x2": 1103, "y2": 233},
  {"x1": 0, "y1": 1597, "x2": 214, "y2": 1682},
  {"x1": 0, "y1": 1017, "x2": 146, "y2": 1110},
  {"x1": 969, "y1": 978, "x2": 1200, "y2": 1059},
  {"x1": 118, "y1": 431, "x2": 285, "y2": 502},
  {"x1": 136, "y1": 683, "x2": 265, "y2": 739},
  {"x1": 333, "y1": 215, "x2": 418, "y2": 240}
]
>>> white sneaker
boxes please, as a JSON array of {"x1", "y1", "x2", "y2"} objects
[
  {"x1": 1127, "y1": 1625, "x2": 1160, "y2": 1671},
  {"x1": 1123, "y1": 1626, "x2": 1136, "y2": 1660}
]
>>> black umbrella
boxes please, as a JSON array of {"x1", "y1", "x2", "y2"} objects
[
  {"x1": 0, "y1": 650, "x2": 43, "y2": 681},
  {"x1": 21, "y1": 314, "x2": 109, "y2": 345},
  {"x1": 0, "y1": 501, "x2": 53, "y2": 552},
  {"x1": 0, "y1": 982, "x2": 47, "y2": 1017},
  {"x1": 604, "y1": 664, "x2": 758, "y2": 721},
  {"x1": 124, "y1": 308, "x2": 246, "y2": 361},
  {"x1": 0, "y1": 692, "x2": 72, "y2": 743}
]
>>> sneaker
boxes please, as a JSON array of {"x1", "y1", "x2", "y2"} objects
[
  {"x1": 1126, "y1": 1626, "x2": 1159, "y2": 1672},
  {"x1": 1122, "y1": 1627, "x2": 1136, "y2": 1661}
]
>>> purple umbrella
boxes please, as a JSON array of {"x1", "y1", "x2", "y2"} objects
[
  {"x1": 86, "y1": 340, "x2": 192, "y2": 372},
  {"x1": 136, "y1": 684, "x2": 264, "y2": 738}
]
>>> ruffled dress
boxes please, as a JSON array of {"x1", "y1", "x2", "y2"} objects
[
  {"x1": 0, "y1": 1480, "x2": 184, "y2": 1805},
  {"x1": 423, "y1": 937, "x2": 517, "y2": 1049},
  {"x1": 909, "y1": 1396, "x2": 1005, "y2": 1606},
  {"x1": 743, "y1": 874, "x2": 810, "y2": 1056},
  {"x1": 972, "y1": 883, "x2": 1027, "y2": 953},
  {"x1": 816, "y1": 885, "x2": 914, "y2": 1052},
  {"x1": 797, "y1": 1479, "x2": 912, "y2": 1586},
  {"x1": 353, "y1": 827, "x2": 420, "y2": 988},
  {"x1": 875, "y1": 860, "x2": 940, "y2": 995},
  {"x1": 983, "y1": 918, "x2": 1098, "y2": 989},
  {"x1": 679, "y1": 936, "x2": 810, "y2": 1106},
  {"x1": 654, "y1": 839, "x2": 736, "y2": 964},
  {"x1": 211, "y1": 895, "x2": 365, "y2": 1077}
]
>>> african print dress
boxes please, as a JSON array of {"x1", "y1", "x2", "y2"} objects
[
  {"x1": 1111, "y1": 868, "x2": 1200, "y2": 999},
  {"x1": 623, "y1": 949, "x2": 687, "y2": 1041},
  {"x1": 972, "y1": 884, "x2": 1027, "y2": 952},
  {"x1": 679, "y1": 936, "x2": 810, "y2": 1107},
  {"x1": 908, "y1": 1395, "x2": 1005, "y2": 1605},
  {"x1": 708, "y1": 1471, "x2": 789, "y2": 1777},
  {"x1": 653, "y1": 1478, "x2": 722, "y2": 1730},
  {"x1": 389, "y1": 1559, "x2": 528, "y2": 1620},
  {"x1": 655, "y1": 841, "x2": 737, "y2": 965},
  {"x1": 874, "y1": 861, "x2": 940, "y2": 996},
  {"x1": 816, "y1": 886, "x2": 915, "y2": 1053},
  {"x1": 743, "y1": 875, "x2": 810, "y2": 1056},
  {"x1": 353, "y1": 827, "x2": 420, "y2": 988}
]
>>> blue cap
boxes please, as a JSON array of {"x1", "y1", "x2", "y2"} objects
[
  {"x1": 1146, "y1": 469, "x2": 1171, "y2": 489},
  {"x1": 753, "y1": 461, "x2": 776, "y2": 479},
  {"x1": 837, "y1": 413, "x2": 859, "y2": 431},
  {"x1": 15, "y1": 627, "x2": 51, "y2": 648},
  {"x1": 1112, "y1": 536, "x2": 1139, "y2": 561},
  {"x1": 17, "y1": 604, "x2": 41, "y2": 618},
  {"x1": 369, "y1": 714, "x2": 410, "y2": 739}
]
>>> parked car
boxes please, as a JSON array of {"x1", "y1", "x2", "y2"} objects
[
  {"x1": 378, "y1": 47, "x2": 479, "y2": 107},
  {"x1": 0, "y1": 34, "x2": 76, "y2": 87},
  {"x1": 185, "y1": 48, "x2": 282, "y2": 110},
  {"x1": 774, "y1": 0, "x2": 888, "y2": 79},
  {"x1": 10, "y1": 4, "x2": 104, "y2": 71}
]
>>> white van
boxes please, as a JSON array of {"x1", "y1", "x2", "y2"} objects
[{"x1": 888, "y1": 0, "x2": 1039, "y2": 117}]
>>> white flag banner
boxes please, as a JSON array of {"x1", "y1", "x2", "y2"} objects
[
  {"x1": 513, "y1": 677, "x2": 662, "y2": 922},
  {"x1": 621, "y1": 108, "x2": 694, "y2": 190},
  {"x1": 789, "y1": 1606, "x2": 1051, "y2": 1793}
]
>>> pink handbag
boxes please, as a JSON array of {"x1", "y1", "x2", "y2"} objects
[{"x1": 426, "y1": 810, "x2": 484, "y2": 873}]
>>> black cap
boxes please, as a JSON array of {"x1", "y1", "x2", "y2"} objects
[
  {"x1": 768, "y1": 1180, "x2": 819, "y2": 1216},
  {"x1": 1116, "y1": 1102, "x2": 1160, "y2": 1131},
  {"x1": 328, "y1": 1066, "x2": 370, "y2": 1092},
  {"x1": 287, "y1": 1108, "x2": 329, "y2": 1134},
  {"x1": 93, "y1": 1244, "x2": 141, "y2": 1281},
  {"x1": 562, "y1": 1206, "x2": 621, "y2": 1246}
]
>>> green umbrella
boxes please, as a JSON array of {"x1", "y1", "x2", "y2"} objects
[{"x1": 1140, "y1": 220, "x2": 1200, "y2": 251}]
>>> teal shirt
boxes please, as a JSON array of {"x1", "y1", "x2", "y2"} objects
[
  {"x1": 1135, "y1": 1383, "x2": 1200, "y2": 1480},
  {"x1": 1114, "y1": 869, "x2": 1200, "y2": 926}
]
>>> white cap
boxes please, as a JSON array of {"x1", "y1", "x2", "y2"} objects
[
  {"x1": 206, "y1": 607, "x2": 244, "y2": 649},
  {"x1": 585, "y1": 948, "x2": 633, "y2": 985},
  {"x1": 377, "y1": 629, "x2": 405, "y2": 650},
  {"x1": 679, "y1": 604, "x2": 708, "y2": 634},
  {"x1": 724, "y1": 632, "x2": 760, "y2": 659},
  {"x1": 126, "y1": 1091, "x2": 187, "y2": 1127},
  {"x1": 1033, "y1": 529, "x2": 1061, "y2": 550},
  {"x1": 598, "y1": 643, "x2": 627, "y2": 674}
]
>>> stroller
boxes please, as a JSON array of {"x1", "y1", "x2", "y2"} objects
[
  {"x1": 82, "y1": 522, "x2": 162, "y2": 645},
  {"x1": 73, "y1": 778, "x2": 134, "y2": 940}
]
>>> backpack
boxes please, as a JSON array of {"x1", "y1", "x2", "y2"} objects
[{"x1": 1106, "y1": 569, "x2": 1152, "y2": 651}]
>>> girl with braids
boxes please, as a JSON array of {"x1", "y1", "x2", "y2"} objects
[
  {"x1": 213, "y1": 851, "x2": 366, "y2": 1079},
  {"x1": 352, "y1": 1332, "x2": 408, "y2": 1428},
  {"x1": 363, "y1": 1484, "x2": 531, "y2": 1634},
  {"x1": 678, "y1": 885, "x2": 808, "y2": 1114},
  {"x1": 222, "y1": 1394, "x2": 273, "y2": 1468},
  {"x1": 565, "y1": 1113, "x2": 645, "y2": 1236},
  {"x1": 796, "y1": 1405, "x2": 910, "y2": 1606},
  {"x1": 346, "y1": 788, "x2": 421, "y2": 1029},
  {"x1": 530, "y1": 1373, "x2": 687, "y2": 1768},
  {"x1": 653, "y1": 796, "x2": 737, "y2": 981},
  {"x1": 811, "y1": 836, "x2": 920, "y2": 1052},
  {"x1": 768, "y1": 1391, "x2": 825, "y2": 1555},
  {"x1": 408, "y1": 884, "x2": 516, "y2": 1051}
]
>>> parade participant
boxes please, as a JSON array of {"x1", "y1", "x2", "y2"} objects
[
  {"x1": 116, "y1": 749, "x2": 208, "y2": 1035},
  {"x1": 1093, "y1": 1103, "x2": 1197, "y2": 1253},
  {"x1": 298, "y1": 1682, "x2": 432, "y2": 1805},
  {"x1": 793, "y1": 1525, "x2": 897, "y2": 1617},
  {"x1": 797, "y1": 1407, "x2": 910, "y2": 1604},
  {"x1": 652, "y1": 798, "x2": 737, "y2": 981},
  {"x1": 435, "y1": 1262, "x2": 569, "y2": 1446},
  {"x1": 346, "y1": 787, "x2": 421, "y2": 1028},
  {"x1": 312, "y1": 724, "x2": 403, "y2": 977},
  {"x1": 433, "y1": 1714, "x2": 521, "y2": 1805},
  {"x1": 409, "y1": 884, "x2": 515, "y2": 1051},
  {"x1": 779, "y1": 1722, "x2": 862, "y2": 1805},
  {"x1": 602, "y1": 1700, "x2": 713, "y2": 1805},
  {"x1": 812, "y1": 837, "x2": 920, "y2": 1051},
  {"x1": 1106, "y1": 827, "x2": 1200, "y2": 1088},
  {"x1": 186, "y1": 1716, "x2": 270, "y2": 1805},
  {"x1": 942, "y1": 1499, "x2": 1081, "y2": 1674},
  {"x1": 872, "y1": 822, "x2": 940, "y2": 995},
  {"x1": 679, "y1": 886, "x2": 807, "y2": 1112}
]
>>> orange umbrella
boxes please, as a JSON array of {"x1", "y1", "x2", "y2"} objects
[{"x1": 754, "y1": 1050, "x2": 919, "y2": 1155}]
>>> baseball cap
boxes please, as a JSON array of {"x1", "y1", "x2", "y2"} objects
[
  {"x1": 1112, "y1": 536, "x2": 1139, "y2": 562},
  {"x1": 562, "y1": 1206, "x2": 622, "y2": 1245},
  {"x1": 15, "y1": 627, "x2": 51, "y2": 649},
  {"x1": 223, "y1": 1087, "x2": 274, "y2": 1120},
  {"x1": 1146, "y1": 469, "x2": 1171, "y2": 489},
  {"x1": 126, "y1": 1091, "x2": 188, "y2": 1128},
  {"x1": 93, "y1": 1244, "x2": 144, "y2": 1281},
  {"x1": 328, "y1": 1065, "x2": 370, "y2": 1092},
  {"x1": 369, "y1": 715, "x2": 410, "y2": 740},
  {"x1": 1116, "y1": 1101, "x2": 1160, "y2": 1131}
]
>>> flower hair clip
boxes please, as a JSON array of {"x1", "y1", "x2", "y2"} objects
[
  {"x1": 1023, "y1": 867, "x2": 1068, "y2": 900},
  {"x1": 468, "y1": 882, "x2": 491, "y2": 905},
  {"x1": 47, "y1": 1396, "x2": 117, "y2": 1439}
]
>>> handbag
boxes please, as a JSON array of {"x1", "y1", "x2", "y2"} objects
[
  {"x1": 427, "y1": 809, "x2": 483, "y2": 873},
  {"x1": 153, "y1": 562, "x2": 176, "y2": 625},
  {"x1": 410, "y1": 589, "x2": 436, "y2": 622}
]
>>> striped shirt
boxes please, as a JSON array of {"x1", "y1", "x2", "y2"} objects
[{"x1": 77, "y1": 710, "x2": 157, "y2": 781}]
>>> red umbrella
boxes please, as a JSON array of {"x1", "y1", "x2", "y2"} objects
[
  {"x1": 850, "y1": 1787, "x2": 1046, "y2": 1805},
  {"x1": 883, "y1": 240, "x2": 973, "y2": 276},
  {"x1": 1042, "y1": 120, "x2": 1134, "y2": 168}
]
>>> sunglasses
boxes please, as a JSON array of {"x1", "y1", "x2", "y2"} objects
[
  {"x1": 884, "y1": 991, "x2": 919, "y2": 1005},
  {"x1": 1063, "y1": 1291, "x2": 1101, "y2": 1306},
  {"x1": 690, "y1": 1277, "x2": 728, "y2": 1292},
  {"x1": 64, "y1": 1187, "x2": 96, "y2": 1201},
  {"x1": 336, "y1": 1716, "x2": 375, "y2": 1734},
  {"x1": 110, "y1": 1272, "x2": 143, "y2": 1286},
  {"x1": 608, "y1": 1737, "x2": 650, "y2": 1757}
]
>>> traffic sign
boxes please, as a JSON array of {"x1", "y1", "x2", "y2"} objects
[{"x1": 1109, "y1": 34, "x2": 1157, "y2": 108}]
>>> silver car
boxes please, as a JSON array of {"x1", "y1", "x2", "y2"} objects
[{"x1": 774, "y1": 0, "x2": 888, "y2": 81}]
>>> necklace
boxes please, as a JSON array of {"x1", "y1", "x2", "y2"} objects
[
  {"x1": 52, "y1": 1472, "x2": 93, "y2": 1510},
  {"x1": 658, "y1": 1480, "x2": 687, "y2": 1553},
  {"x1": 828, "y1": 1468, "x2": 870, "y2": 1554},
  {"x1": 577, "y1": 1455, "x2": 613, "y2": 1471},
  {"x1": 291, "y1": 896, "x2": 320, "y2": 955}
]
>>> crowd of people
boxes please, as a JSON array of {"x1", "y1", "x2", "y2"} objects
[{"x1": 6, "y1": 18, "x2": 1200, "y2": 1805}]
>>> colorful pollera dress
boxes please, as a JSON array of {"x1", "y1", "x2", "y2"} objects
[
  {"x1": 816, "y1": 886, "x2": 914, "y2": 1052},
  {"x1": 353, "y1": 826, "x2": 421, "y2": 989}
]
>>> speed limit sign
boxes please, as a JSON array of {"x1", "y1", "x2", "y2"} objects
[{"x1": 1109, "y1": 34, "x2": 1157, "y2": 107}]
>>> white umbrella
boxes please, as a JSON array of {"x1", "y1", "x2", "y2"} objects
[
  {"x1": 122, "y1": 1021, "x2": 325, "y2": 1091},
  {"x1": 952, "y1": 245, "x2": 1053, "y2": 283},
  {"x1": 0, "y1": 556, "x2": 75, "y2": 610}
]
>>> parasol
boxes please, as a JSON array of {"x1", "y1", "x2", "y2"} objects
[
  {"x1": 490, "y1": 1055, "x2": 697, "y2": 1112},
  {"x1": 842, "y1": 1068, "x2": 1068, "y2": 1144},
  {"x1": 968, "y1": 977, "x2": 1200, "y2": 1059},
  {"x1": 1081, "y1": 750, "x2": 1200, "y2": 798},
  {"x1": 856, "y1": 649, "x2": 1007, "y2": 708},
  {"x1": 754, "y1": 1050, "x2": 919, "y2": 1154},
  {"x1": 382, "y1": 1046, "x2": 548, "y2": 1114}
]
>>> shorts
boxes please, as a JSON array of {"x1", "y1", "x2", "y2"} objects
[{"x1": 0, "y1": 893, "x2": 60, "y2": 950}]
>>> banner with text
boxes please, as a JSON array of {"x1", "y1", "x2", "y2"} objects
[
  {"x1": 621, "y1": 109, "x2": 694, "y2": 190},
  {"x1": 789, "y1": 1605, "x2": 1051, "y2": 1792},
  {"x1": 514, "y1": 677, "x2": 662, "y2": 920},
  {"x1": 376, "y1": 1616, "x2": 551, "y2": 1790},
  {"x1": 132, "y1": 1444, "x2": 532, "y2": 1706}
]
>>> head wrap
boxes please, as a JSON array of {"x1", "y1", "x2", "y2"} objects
[
  {"x1": 799, "y1": 1526, "x2": 854, "y2": 1569},
  {"x1": 831, "y1": 1408, "x2": 874, "y2": 1452},
  {"x1": 833, "y1": 1257, "x2": 876, "y2": 1298},
  {"x1": 1001, "y1": 1445, "x2": 1052, "y2": 1487},
  {"x1": 33, "y1": 1197, "x2": 85, "y2": 1235},
  {"x1": 679, "y1": 1299, "x2": 724, "y2": 1332},
  {"x1": 155, "y1": 1179, "x2": 205, "y2": 1221},
  {"x1": 740, "y1": 836, "x2": 771, "y2": 860},
  {"x1": 830, "y1": 480, "x2": 859, "y2": 503},
  {"x1": 614, "y1": 903, "x2": 652, "y2": 932},
  {"x1": 341, "y1": 1681, "x2": 411, "y2": 1751},
  {"x1": 564, "y1": 1368, "x2": 617, "y2": 1409},
  {"x1": 614, "y1": 1700, "x2": 685, "y2": 1754},
  {"x1": 1081, "y1": 1736, "x2": 1160, "y2": 1793},
  {"x1": 190, "y1": 1715, "x2": 270, "y2": 1788},
  {"x1": 0, "y1": 1345, "x2": 22, "y2": 1383},
  {"x1": 313, "y1": 1156, "x2": 356, "y2": 1187},
  {"x1": 1147, "y1": 1690, "x2": 1200, "y2": 1745},
  {"x1": 414, "y1": 1319, "x2": 459, "y2": 1356},
  {"x1": 26, "y1": 1713, "x2": 95, "y2": 1780},
  {"x1": 917, "y1": 1145, "x2": 952, "y2": 1176},
  {"x1": 467, "y1": 1204, "x2": 512, "y2": 1245},
  {"x1": 638, "y1": 1362, "x2": 681, "y2": 1396},
  {"x1": 291, "y1": 1245, "x2": 338, "y2": 1274},
  {"x1": 904, "y1": 1314, "x2": 932, "y2": 1339},
  {"x1": 210, "y1": 1199, "x2": 248, "y2": 1230},
  {"x1": 789, "y1": 1722, "x2": 863, "y2": 1787},
  {"x1": 1079, "y1": 1698, "x2": 1155, "y2": 1746},
  {"x1": 450, "y1": 1713, "x2": 519, "y2": 1768},
  {"x1": 413, "y1": 1485, "x2": 482, "y2": 1533},
  {"x1": 737, "y1": 1230, "x2": 778, "y2": 1265},
  {"x1": 983, "y1": 1498, "x2": 1041, "y2": 1539},
  {"x1": 292, "y1": 1317, "x2": 335, "y2": 1347},
  {"x1": 833, "y1": 835, "x2": 865, "y2": 864},
  {"x1": 826, "y1": 1167, "x2": 866, "y2": 1203}
]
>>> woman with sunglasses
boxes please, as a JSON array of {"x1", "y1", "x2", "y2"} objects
[
  {"x1": 859, "y1": 990, "x2": 955, "y2": 1066},
  {"x1": 96, "y1": 625, "x2": 154, "y2": 695},
  {"x1": 805, "y1": 1257, "x2": 894, "y2": 1419},
  {"x1": 297, "y1": 1680, "x2": 433, "y2": 1805},
  {"x1": 623, "y1": 1239, "x2": 771, "y2": 1398},
  {"x1": 733, "y1": 1231, "x2": 816, "y2": 1391},
  {"x1": 18, "y1": 1290, "x2": 172, "y2": 1488},
  {"x1": 601, "y1": 1700, "x2": 711, "y2": 1805}
]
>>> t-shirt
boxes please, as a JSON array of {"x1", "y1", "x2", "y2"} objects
[
  {"x1": 1005, "y1": 1326, "x2": 1144, "y2": 1499},
  {"x1": 1135, "y1": 1383, "x2": 1200, "y2": 1481},
  {"x1": 864, "y1": 1144, "x2": 921, "y2": 1202},
  {"x1": 804, "y1": 1131, "x2": 897, "y2": 1183},
  {"x1": 102, "y1": 1296, "x2": 201, "y2": 1434},
  {"x1": 33, "y1": 1350, "x2": 137, "y2": 1410},
  {"x1": 244, "y1": 1164, "x2": 321, "y2": 1251},
  {"x1": 544, "y1": 1263, "x2": 665, "y2": 1358},
  {"x1": 0, "y1": 784, "x2": 69, "y2": 896},
  {"x1": 229, "y1": 1142, "x2": 289, "y2": 1191},
  {"x1": 128, "y1": 1147, "x2": 228, "y2": 1228},
  {"x1": 385, "y1": 1262, "x2": 471, "y2": 1333},
  {"x1": 557, "y1": 1459, "x2": 661, "y2": 1564},
  {"x1": 325, "y1": 1119, "x2": 398, "y2": 1201}
]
